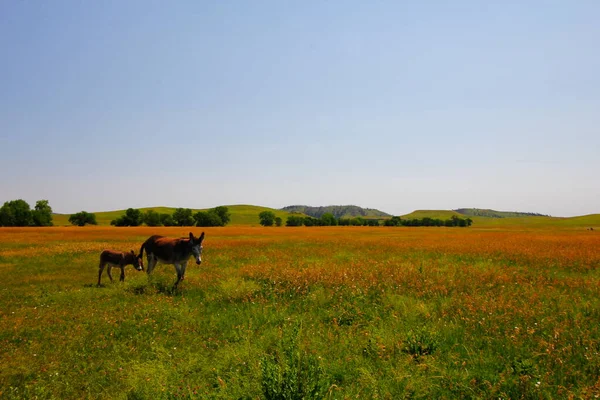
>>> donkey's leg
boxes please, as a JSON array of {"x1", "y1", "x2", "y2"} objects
[
  {"x1": 119, "y1": 265, "x2": 125, "y2": 282},
  {"x1": 107, "y1": 265, "x2": 114, "y2": 283},
  {"x1": 180, "y1": 261, "x2": 187, "y2": 281},
  {"x1": 146, "y1": 255, "x2": 157, "y2": 275},
  {"x1": 98, "y1": 262, "x2": 106, "y2": 286},
  {"x1": 173, "y1": 263, "x2": 183, "y2": 288}
]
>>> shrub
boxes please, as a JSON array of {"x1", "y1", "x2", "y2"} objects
[
  {"x1": 0, "y1": 199, "x2": 33, "y2": 227},
  {"x1": 261, "y1": 324, "x2": 328, "y2": 399},
  {"x1": 159, "y1": 213, "x2": 175, "y2": 227},
  {"x1": 32, "y1": 200, "x2": 53, "y2": 226},
  {"x1": 194, "y1": 210, "x2": 223, "y2": 227},
  {"x1": 259, "y1": 211, "x2": 276, "y2": 227},
  {"x1": 111, "y1": 208, "x2": 142, "y2": 226},
  {"x1": 213, "y1": 206, "x2": 231, "y2": 226},
  {"x1": 142, "y1": 210, "x2": 161, "y2": 226},
  {"x1": 173, "y1": 208, "x2": 194, "y2": 226},
  {"x1": 402, "y1": 326, "x2": 440, "y2": 357},
  {"x1": 69, "y1": 211, "x2": 97, "y2": 226},
  {"x1": 286, "y1": 215, "x2": 304, "y2": 227}
]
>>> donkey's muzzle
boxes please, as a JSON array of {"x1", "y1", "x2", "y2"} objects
[{"x1": 196, "y1": 260, "x2": 202, "y2": 265}]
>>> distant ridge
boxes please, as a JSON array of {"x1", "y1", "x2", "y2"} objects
[
  {"x1": 454, "y1": 208, "x2": 550, "y2": 218},
  {"x1": 281, "y1": 205, "x2": 392, "y2": 219}
]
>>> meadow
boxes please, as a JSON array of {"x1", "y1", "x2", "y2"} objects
[{"x1": 1, "y1": 226, "x2": 599, "y2": 399}]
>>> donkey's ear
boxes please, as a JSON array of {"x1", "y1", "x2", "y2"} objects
[
  {"x1": 189, "y1": 232, "x2": 194, "y2": 240},
  {"x1": 199, "y1": 232, "x2": 205, "y2": 241},
  {"x1": 131, "y1": 250, "x2": 135, "y2": 254}
]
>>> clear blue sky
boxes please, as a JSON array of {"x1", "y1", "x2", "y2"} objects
[{"x1": 1, "y1": 1, "x2": 599, "y2": 217}]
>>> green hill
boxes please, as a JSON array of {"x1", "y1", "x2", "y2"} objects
[
  {"x1": 400, "y1": 210, "x2": 465, "y2": 220},
  {"x1": 48, "y1": 206, "x2": 600, "y2": 229},
  {"x1": 455, "y1": 208, "x2": 549, "y2": 218},
  {"x1": 53, "y1": 205, "x2": 300, "y2": 227},
  {"x1": 470, "y1": 214, "x2": 600, "y2": 228},
  {"x1": 396, "y1": 210, "x2": 600, "y2": 229},
  {"x1": 281, "y1": 205, "x2": 391, "y2": 219}
]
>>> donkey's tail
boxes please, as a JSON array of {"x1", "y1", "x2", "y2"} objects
[{"x1": 138, "y1": 241, "x2": 146, "y2": 261}]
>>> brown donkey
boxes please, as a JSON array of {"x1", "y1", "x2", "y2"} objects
[
  {"x1": 138, "y1": 232, "x2": 204, "y2": 289},
  {"x1": 98, "y1": 250, "x2": 143, "y2": 286}
]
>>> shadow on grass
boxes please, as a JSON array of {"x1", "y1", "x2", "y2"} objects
[{"x1": 127, "y1": 279, "x2": 183, "y2": 297}]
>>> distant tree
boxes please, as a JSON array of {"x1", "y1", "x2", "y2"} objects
[
  {"x1": 286, "y1": 215, "x2": 305, "y2": 227},
  {"x1": 194, "y1": 210, "x2": 223, "y2": 227},
  {"x1": 159, "y1": 213, "x2": 175, "y2": 227},
  {"x1": 259, "y1": 211, "x2": 276, "y2": 227},
  {"x1": 173, "y1": 208, "x2": 194, "y2": 226},
  {"x1": 466, "y1": 218, "x2": 473, "y2": 227},
  {"x1": 127, "y1": 208, "x2": 143, "y2": 226},
  {"x1": 303, "y1": 217, "x2": 317, "y2": 227},
  {"x1": 351, "y1": 217, "x2": 365, "y2": 226},
  {"x1": 275, "y1": 217, "x2": 282, "y2": 227},
  {"x1": 388, "y1": 216, "x2": 402, "y2": 226},
  {"x1": 0, "y1": 199, "x2": 33, "y2": 227},
  {"x1": 111, "y1": 208, "x2": 143, "y2": 227},
  {"x1": 69, "y1": 211, "x2": 97, "y2": 226},
  {"x1": 32, "y1": 200, "x2": 53, "y2": 226},
  {"x1": 142, "y1": 210, "x2": 162, "y2": 226},
  {"x1": 0, "y1": 202, "x2": 15, "y2": 226},
  {"x1": 320, "y1": 213, "x2": 337, "y2": 226},
  {"x1": 213, "y1": 206, "x2": 231, "y2": 226}
]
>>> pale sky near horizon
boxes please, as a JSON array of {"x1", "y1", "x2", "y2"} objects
[{"x1": 1, "y1": 1, "x2": 599, "y2": 217}]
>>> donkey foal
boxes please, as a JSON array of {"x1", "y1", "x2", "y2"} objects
[{"x1": 98, "y1": 250, "x2": 143, "y2": 286}]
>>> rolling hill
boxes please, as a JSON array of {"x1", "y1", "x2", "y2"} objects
[
  {"x1": 50, "y1": 205, "x2": 600, "y2": 229},
  {"x1": 52, "y1": 205, "x2": 300, "y2": 227},
  {"x1": 454, "y1": 208, "x2": 549, "y2": 218},
  {"x1": 400, "y1": 210, "x2": 465, "y2": 220},
  {"x1": 397, "y1": 209, "x2": 600, "y2": 229},
  {"x1": 281, "y1": 205, "x2": 391, "y2": 219}
]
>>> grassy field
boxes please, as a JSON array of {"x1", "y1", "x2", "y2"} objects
[
  {"x1": 1, "y1": 226, "x2": 600, "y2": 399},
  {"x1": 52, "y1": 205, "x2": 299, "y2": 227}
]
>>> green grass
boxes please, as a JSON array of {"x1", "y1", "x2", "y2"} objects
[
  {"x1": 1, "y1": 227, "x2": 600, "y2": 398},
  {"x1": 53, "y1": 205, "x2": 300, "y2": 227}
]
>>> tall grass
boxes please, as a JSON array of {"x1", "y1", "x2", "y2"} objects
[{"x1": 1, "y1": 226, "x2": 599, "y2": 398}]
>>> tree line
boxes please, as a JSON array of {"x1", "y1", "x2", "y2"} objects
[
  {"x1": 67, "y1": 206, "x2": 232, "y2": 227},
  {"x1": 110, "y1": 206, "x2": 231, "y2": 227},
  {"x1": 383, "y1": 215, "x2": 473, "y2": 227},
  {"x1": 258, "y1": 211, "x2": 473, "y2": 228},
  {"x1": 0, "y1": 199, "x2": 53, "y2": 227}
]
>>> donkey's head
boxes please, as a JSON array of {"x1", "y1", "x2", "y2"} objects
[
  {"x1": 130, "y1": 250, "x2": 144, "y2": 271},
  {"x1": 189, "y1": 232, "x2": 205, "y2": 265}
]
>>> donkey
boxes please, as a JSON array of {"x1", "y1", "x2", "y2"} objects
[
  {"x1": 138, "y1": 232, "x2": 205, "y2": 289},
  {"x1": 98, "y1": 250, "x2": 143, "y2": 286}
]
